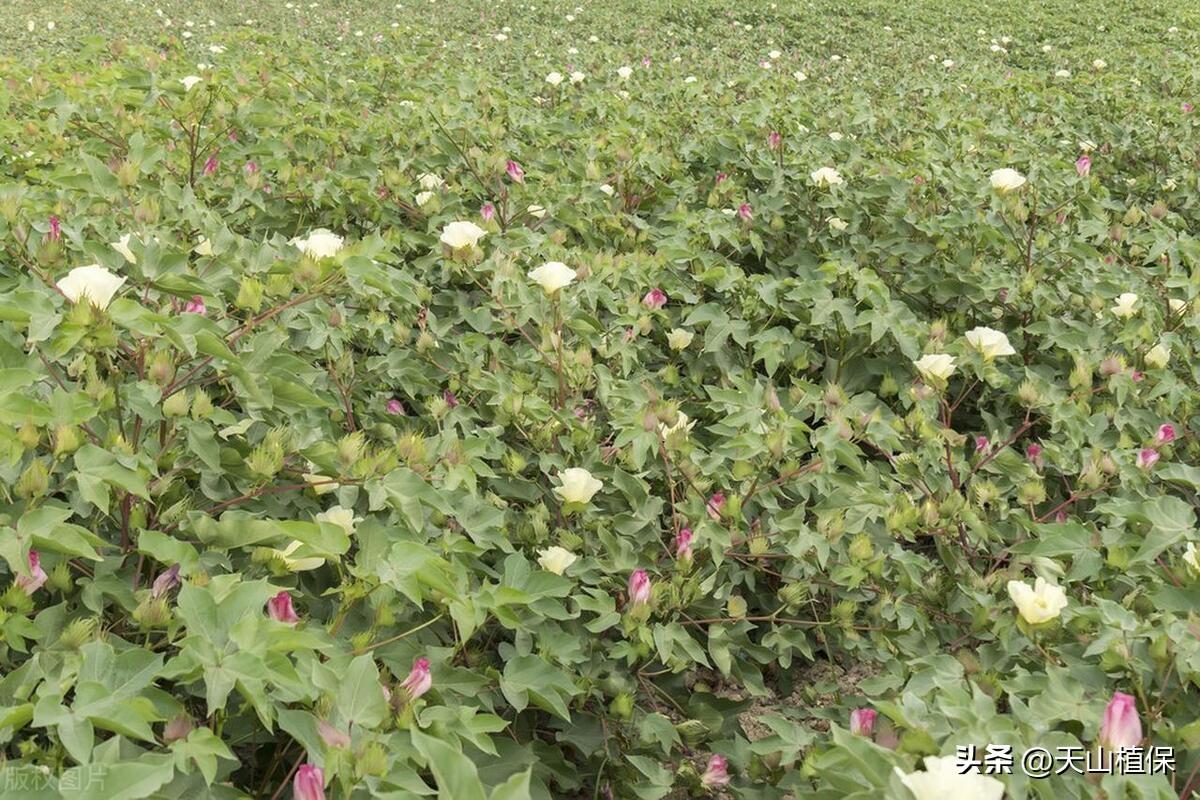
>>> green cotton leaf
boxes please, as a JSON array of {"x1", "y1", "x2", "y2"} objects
[
  {"x1": 171, "y1": 726, "x2": 237, "y2": 785},
  {"x1": 136, "y1": 530, "x2": 201, "y2": 574},
  {"x1": 499, "y1": 655, "x2": 579, "y2": 721},
  {"x1": 1096, "y1": 495, "x2": 1195, "y2": 564},
  {"x1": 637, "y1": 713, "x2": 681, "y2": 755},
  {"x1": 189, "y1": 511, "x2": 349, "y2": 555},
  {"x1": 72, "y1": 444, "x2": 151, "y2": 514},
  {"x1": 19, "y1": 506, "x2": 107, "y2": 561},
  {"x1": 411, "y1": 729, "x2": 488, "y2": 800},
  {"x1": 488, "y1": 769, "x2": 533, "y2": 800},
  {"x1": 59, "y1": 754, "x2": 176, "y2": 800},
  {"x1": 334, "y1": 655, "x2": 388, "y2": 729}
]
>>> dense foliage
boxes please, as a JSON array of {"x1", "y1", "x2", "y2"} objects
[{"x1": 2, "y1": 0, "x2": 1200, "y2": 797}]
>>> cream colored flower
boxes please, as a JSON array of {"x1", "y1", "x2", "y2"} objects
[
  {"x1": 527, "y1": 204, "x2": 547, "y2": 219},
  {"x1": 990, "y1": 167, "x2": 1026, "y2": 192},
  {"x1": 302, "y1": 472, "x2": 338, "y2": 495},
  {"x1": 1093, "y1": 58, "x2": 1107, "y2": 69},
  {"x1": 290, "y1": 229, "x2": 344, "y2": 258},
  {"x1": 1079, "y1": 139, "x2": 1097, "y2": 153},
  {"x1": 599, "y1": 183, "x2": 615, "y2": 196},
  {"x1": 827, "y1": 216, "x2": 848, "y2": 232},
  {"x1": 528, "y1": 261, "x2": 576, "y2": 294},
  {"x1": 537, "y1": 546, "x2": 578, "y2": 575},
  {"x1": 180, "y1": 75, "x2": 203, "y2": 91},
  {"x1": 897, "y1": 756, "x2": 1005, "y2": 800},
  {"x1": 965, "y1": 327, "x2": 1016, "y2": 359},
  {"x1": 569, "y1": 71, "x2": 586, "y2": 84},
  {"x1": 617, "y1": 66, "x2": 633, "y2": 80},
  {"x1": 415, "y1": 190, "x2": 435, "y2": 207},
  {"x1": 545, "y1": 71, "x2": 564, "y2": 86},
  {"x1": 112, "y1": 233, "x2": 138, "y2": 264},
  {"x1": 57, "y1": 265, "x2": 126, "y2": 309},
  {"x1": 913, "y1": 353, "x2": 957, "y2": 382},
  {"x1": 1007, "y1": 577, "x2": 1068, "y2": 624},
  {"x1": 1111, "y1": 292, "x2": 1139, "y2": 318},
  {"x1": 1184, "y1": 542, "x2": 1200, "y2": 576},
  {"x1": 417, "y1": 172, "x2": 444, "y2": 191},
  {"x1": 810, "y1": 167, "x2": 844, "y2": 188},
  {"x1": 553, "y1": 467, "x2": 603, "y2": 504},
  {"x1": 439, "y1": 220, "x2": 486, "y2": 250},
  {"x1": 315, "y1": 505, "x2": 362, "y2": 536},
  {"x1": 1145, "y1": 342, "x2": 1170, "y2": 369},
  {"x1": 1169, "y1": 298, "x2": 1189, "y2": 315},
  {"x1": 667, "y1": 328, "x2": 695, "y2": 350},
  {"x1": 194, "y1": 236, "x2": 214, "y2": 256},
  {"x1": 272, "y1": 540, "x2": 326, "y2": 571},
  {"x1": 658, "y1": 411, "x2": 696, "y2": 441}
]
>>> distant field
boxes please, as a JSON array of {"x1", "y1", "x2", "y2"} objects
[{"x1": 1, "y1": 1, "x2": 1199, "y2": 799}]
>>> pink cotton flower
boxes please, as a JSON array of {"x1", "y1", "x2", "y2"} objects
[
  {"x1": 151, "y1": 564, "x2": 181, "y2": 598},
  {"x1": 481, "y1": 202, "x2": 496, "y2": 221},
  {"x1": 975, "y1": 435, "x2": 990, "y2": 453},
  {"x1": 317, "y1": 720, "x2": 351, "y2": 749},
  {"x1": 15, "y1": 550, "x2": 47, "y2": 595},
  {"x1": 386, "y1": 398, "x2": 405, "y2": 415},
  {"x1": 715, "y1": 172, "x2": 728, "y2": 184},
  {"x1": 267, "y1": 591, "x2": 300, "y2": 624},
  {"x1": 48, "y1": 215, "x2": 62, "y2": 242},
  {"x1": 506, "y1": 159, "x2": 525, "y2": 184},
  {"x1": 849, "y1": 708, "x2": 877, "y2": 737},
  {"x1": 738, "y1": 203, "x2": 753, "y2": 221},
  {"x1": 1156, "y1": 424, "x2": 1176, "y2": 445},
  {"x1": 628, "y1": 569, "x2": 651, "y2": 606},
  {"x1": 1131, "y1": 370, "x2": 1145, "y2": 383},
  {"x1": 641, "y1": 56, "x2": 651, "y2": 67},
  {"x1": 674, "y1": 527, "x2": 694, "y2": 561},
  {"x1": 1183, "y1": 102, "x2": 1194, "y2": 114},
  {"x1": 1076, "y1": 155, "x2": 1091, "y2": 177},
  {"x1": 293, "y1": 763, "x2": 325, "y2": 800},
  {"x1": 183, "y1": 295, "x2": 207, "y2": 315},
  {"x1": 1098, "y1": 692, "x2": 1142, "y2": 750},
  {"x1": 1026, "y1": 443, "x2": 1043, "y2": 467},
  {"x1": 400, "y1": 657, "x2": 432, "y2": 701},
  {"x1": 700, "y1": 754, "x2": 730, "y2": 788},
  {"x1": 767, "y1": 130, "x2": 782, "y2": 150},
  {"x1": 203, "y1": 155, "x2": 219, "y2": 176},
  {"x1": 706, "y1": 492, "x2": 726, "y2": 520},
  {"x1": 1136, "y1": 448, "x2": 1159, "y2": 470},
  {"x1": 642, "y1": 288, "x2": 667, "y2": 310},
  {"x1": 443, "y1": 389, "x2": 459, "y2": 408}
]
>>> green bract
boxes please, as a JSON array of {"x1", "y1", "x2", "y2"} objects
[{"x1": 0, "y1": 1, "x2": 1198, "y2": 798}]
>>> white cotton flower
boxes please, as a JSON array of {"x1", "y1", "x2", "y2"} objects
[
  {"x1": 290, "y1": 229, "x2": 345, "y2": 258},
  {"x1": 537, "y1": 546, "x2": 578, "y2": 575},
  {"x1": 684, "y1": 75, "x2": 697, "y2": 83},
  {"x1": 965, "y1": 326, "x2": 1016, "y2": 359},
  {"x1": 989, "y1": 168, "x2": 1026, "y2": 192},
  {"x1": 897, "y1": 756, "x2": 1005, "y2": 800},
  {"x1": 1145, "y1": 342, "x2": 1170, "y2": 369},
  {"x1": 599, "y1": 183, "x2": 615, "y2": 196},
  {"x1": 415, "y1": 190, "x2": 435, "y2": 207},
  {"x1": 180, "y1": 75, "x2": 203, "y2": 91},
  {"x1": 417, "y1": 172, "x2": 444, "y2": 190},
  {"x1": 1093, "y1": 58, "x2": 1107, "y2": 69},
  {"x1": 1111, "y1": 292, "x2": 1139, "y2": 318},
  {"x1": 658, "y1": 411, "x2": 696, "y2": 441},
  {"x1": 827, "y1": 216, "x2": 848, "y2": 232},
  {"x1": 111, "y1": 233, "x2": 138, "y2": 264},
  {"x1": 768, "y1": 49, "x2": 781, "y2": 59},
  {"x1": 617, "y1": 65, "x2": 633, "y2": 80},
  {"x1": 667, "y1": 328, "x2": 694, "y2": 350},
  {"x1": 569, "y1": 71, "x2": 586, "y2": 84},
  {"x1": 439, "y1": 220, "x2": 486, "y2": 250},
  {"x1": 527, "y1": 204, "x2": 547, "y2": 219},
  {"x1": 1055, "y1": 69, "x2": 1071, "y2": 78},
  {"x1": 1079, "y1": 139, "x2": 1097, "y2": 152},
  {"x1": 553, "y1": 468, "x2": 603, "y2": 503},
  {"x1": 545, "y1": 71, "x2": 564, "y2": 86},
  {"x1": 194, "y1": 235, "x2": 214, "y2": 256},
  {"x1": 57, "y1": 265, "x2": 126, "y2": 310},
  {"x1": 913, "y1": 353, "x2": 957, "y2": 382},
  {"x1": 1007, "y1": 577, "x2": 1069, "y2": 624},
  {"x1": 810, "y1": 167, "x2": 844, "y2": 188},
  {"x1": 793, "y1": 70, "x2": 807, "y2": 81},
  {"x1": 315, "y1": 505, "x2": 363, "y2": 536},
  {"x1": 528, "y1": 261, "x2": 576, "y2": 294}
]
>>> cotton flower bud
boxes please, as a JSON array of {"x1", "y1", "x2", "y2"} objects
[
  {"x1": 879, "y1": 373, "x2": 899, "y2": 397},
  {"x1": 266, "y1": 274, "x2": 294, "y2": 298},
  {"x1": 16, "y1": 460, "x2": 50, "y2": 499},
  {"x1": 148, "y1": 352, "x2": 175, "y2": 386},
  {"x1": 779, "y1": 582, "x2": 809, "y2": 610},
  {"x1": 190, "y1": 389, "x2": 214, "y2": 419},
  {"x1": 47, "y1": 561, "x2": 72, "y2": 593},
  {"x1": 134, "y1": 196, "x2": 160, "y2": 224},
  {"x1": 1018, "y1": 480, "x2": 1046, "y2": 505},
  {"x1": 823, "y1": 383, "x2": 846, "y2": 409},
  {"x1": 503, "y1": 450, "x2": 527, "y2": 475},
  {"x1": 162, "y1": 391, "x2": 190, "y2": 417},
  {"x1": 920, "y1": 499, "x2": 939, "y2": 527},
  {"x1": 236, "y1": 277, "x2": 265, "y2": 312},
  {"x1": 832, "y1": 599, "x2": 857, "y2": 624},
  {"x1": 355, "y1": 741, "x2": 389, "y2": 778},
  {"x1": 723, "y1": 494, "x2": 742, "y2": 521},
  {"x1": 18, "y1": 419, "x2": 41, "y2": 450},
  {"x1": 162, "y1": 715, "x2": 194, "y2": 744},
  {"x1": 819, "y1": 510, "x2": 845, "y2": 539},
  {"x1": 1017, "y1": 380, "x2": 1042, "y2": 408},
  {"x1": 747, "y1": 525, "x2": 769, "y2": 555},
  {"x1": 115, "y1": 159, "x2": 140, "y2": 187},
  {"x1": 675, "y1": 719, "x2": 710, "y2": 746},
  {"x1": 349, "y1": 632, "x2": 373, "y2": 652},
  {"x1": 52, "y1": 425, "x2": 83, "y2": 456},
  {"x1": 132, "y1": 595, "x2": 171, "y2": 629},
  {"x1": 972, "y1": 480, "x2": 999, "y2": 507},
  {"x1": 726, "y1": 595, "x2": 748, "y2": 618},
  {"x1": 1123, "y1": 205, "x2": 1143, "y2": 226},
  {"x1": 610, "y1": 692, "x2": 634, "y2": 720},
  {"x1": 849, "y1": 534, "x2": 874, "y2": 563},
  {"x1": 1069, "y1": 358, "x2": 1093, "y2": 390},
  {"x1": 59, "y1": 618, "x2": 97, "y2": 650},
  {"x1": 337, "y1": 432, "x2": 366, "y2": 470},
  {"x1": 767, "y1": 428, "x2": 788, "y2": 458},
  {"x1": 415, "y1": 330, "x2": 437, "y2": 353},
  {"x1": 928, "y1": 319, "x2": 948, "y2": 343}
]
